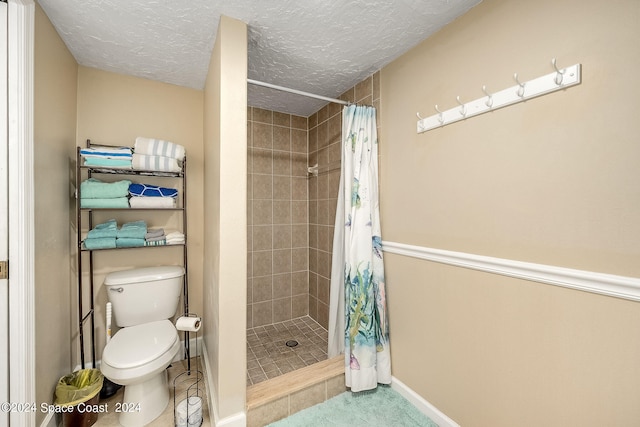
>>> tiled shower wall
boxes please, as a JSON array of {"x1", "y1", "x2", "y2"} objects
[
  {"x1": 308, "y1": 72, "x2": 381, "y2": 329},
  {"x1": 247, "y1": 71, "x2": 381, "y2": 329},
  {"x1": 247, "y1": 108, "x2": 309, "y2": 328}
]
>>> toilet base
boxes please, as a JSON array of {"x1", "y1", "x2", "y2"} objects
[{"x1": 119, "y1": 369, "x2": 170, "y2": 427}]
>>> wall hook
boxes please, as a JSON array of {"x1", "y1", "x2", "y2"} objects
[
  {"x1": 551, "y1": 58, "x2": 565, "y2": 85},
  {"x1": 434, "y1": 105, "x2": 444, "y2": 124},
  {"x1": 417, "y1": 60, "x2": 582, "y2": 134},
  {"x1": 416, "y1": 112, "x2": 423, "y2": 120},
  {"x1": 514, "y1": 73, "x2": 526, "y2": 97},
  {"x1": 456, "y1": 96, "x2": 466, "y2": 116},
  {"x1": 482, "y1": 85, "x2": 493, "y2": 108}
]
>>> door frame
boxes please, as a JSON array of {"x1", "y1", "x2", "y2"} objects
[
  {"x1": 0, "y1": 2, "x2": 9, "y2": 424},
  {"x1": 7, "y1": 0, "x2": 35, "y2": 425}
]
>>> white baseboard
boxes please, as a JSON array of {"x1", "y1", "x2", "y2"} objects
[
  {"x1": 391, "y1": 376, "x2": 460, "y2": 427},
  {"x1": 201, "y1": 342, "x2": 217, "y2": 424},
  {"x1": 201, "y1": 341, "x2": 247, "y2": 427},
  {"x1": 217, "y1": 411, "x2": 248, "y2": 427}
]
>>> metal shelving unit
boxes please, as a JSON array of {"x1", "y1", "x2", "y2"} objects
[{"x1": 75, "y1": 140, "x2": 189, "y2": 369}]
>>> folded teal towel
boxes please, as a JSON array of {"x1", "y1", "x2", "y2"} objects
[
  {"x1": 117, "y1": 220, "x2": 147, "y2": 238},
  {"x1": 87, "y1": 219, "x2": 118, "y2": 238},
  {"x1": 83, "y1": 158, "x2": 133, "y2": 168},
  {"x1": 80, "y1": 197, "x2": 130, "y2": 209},
  {"x1": 116, "y1": 238, "x2": 145, "y2": 248},
  {"x1": 83, "y1": 237, "x2": 116, "y2": 250},
  {"x1": 80, "y1": 178, "x2": 132, "y2": 199}
]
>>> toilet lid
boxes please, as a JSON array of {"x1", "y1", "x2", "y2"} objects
[{"x1": 103, "y1": 319, "x2": 178, "y2": 369}]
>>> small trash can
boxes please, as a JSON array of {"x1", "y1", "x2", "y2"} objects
[{"x1": 55, "y1": 368, "x2": 104, "y2": 427}]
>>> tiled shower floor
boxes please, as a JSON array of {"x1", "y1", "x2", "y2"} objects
[{"x1": 247, "y1": 316, "x2": 328, "y2": 386}]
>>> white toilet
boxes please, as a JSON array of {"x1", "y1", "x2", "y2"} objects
[{"x1": 101, "y1": 265, "x2": 185, "y2": 427}]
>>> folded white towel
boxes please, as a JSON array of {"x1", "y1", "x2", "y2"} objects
[
  {"x1": 129, "y1": 196, "x2": 176, "y2": 209},
  {"x1": 132, "y1": 153, "x2": 181, "y2": 173},
  {"x1": 165, "y1": 230, "x2": 185, "y2": 245},
  {"x1": 165, "y1": 231, "x2": 185, "y2": 239},
  {"x1": 134, "y1": 137, "x2": 185, "y2": 160}
]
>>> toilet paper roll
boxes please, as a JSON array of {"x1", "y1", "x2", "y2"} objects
[
  {"x1": 176, "y1": 316, "x2": 201, "y2": 332},
  {"x1": 175, "y1": 397, "x2": 203, "y2": 427}
]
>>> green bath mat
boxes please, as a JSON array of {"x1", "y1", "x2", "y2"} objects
[{"x1": 267, "y1": 385, "x2": 438, "y2": 427}]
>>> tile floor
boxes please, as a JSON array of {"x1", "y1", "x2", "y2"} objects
[
  {"x1": 247, "y1": 316, "x2": 328, "y2": 386},
  {"x1": 95, "y1": 358, "x2": 210, "y2": 426}
]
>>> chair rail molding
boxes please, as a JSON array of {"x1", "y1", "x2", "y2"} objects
[{"x1": 382, "y1": 241, "x2": 640, "y2": 302}]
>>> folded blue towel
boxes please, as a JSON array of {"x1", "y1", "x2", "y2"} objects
[
  {"x1": 116, "y1": 238, "x2": 145, "y2": 248},
  {"x1": 129, "y1": 183, "x2": 178, "y2": 198},
  {"x1": 81, "y1": 178, "x2": 132, "y2": 199},
  {"x1": 87, "y1": 219, "x2": 118, "y2": 238},
  {"x1": 117, "y1": 220, "x2": 147, "y2": 239},
  {"x1": 83, "y1": 237, "x2": 117, "y2": 250},
  {"x1": 80, "y1": 197, "x2": 130, "y2": 209},
  {"x1": 80, "y1": 146, "x2": 133, "y2": 159}
]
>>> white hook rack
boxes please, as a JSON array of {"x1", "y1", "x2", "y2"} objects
[{"x1": 417, "y1": 59, "x2": 581, "y2": 134}]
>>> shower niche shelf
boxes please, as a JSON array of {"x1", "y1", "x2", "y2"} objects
[{"x1": 74, "y1": 140, "x2": 191, "y2": 369}]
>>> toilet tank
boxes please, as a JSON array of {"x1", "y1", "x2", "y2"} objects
[{"x1": 104, "y1": 266, "x2": 184, "y2": 327}]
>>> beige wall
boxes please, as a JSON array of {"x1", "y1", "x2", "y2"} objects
[
  {"x1": 247, "y1": 108, "x2": 309, "y2": 328},
  {"x1": 33, "y1": 4, "x2": 77, "y2": 421},
  {"x1": 75, "y1": 67, "x2": 204, "y2": 364},
  {"x1": 203, "y1": 15, "x2": 247, "y2": 422},
  {"x1": 380, "y1": 0, "x2": 640, "y2": 425}
]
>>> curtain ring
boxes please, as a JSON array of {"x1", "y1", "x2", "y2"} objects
[
  {"x1": 551, "y1": 58, "x2": 565, "y2": 85},
  {"x1": 482, "y1": 85, "x2": 493, "y2": 108},
  {"x1": 514, "y1": 73, "x2": 525, "y2": 97}
]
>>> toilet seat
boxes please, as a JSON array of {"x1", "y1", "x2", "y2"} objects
[
  {"x1": 101, "y1": 319, "x2": 180, "y2": 386},
  {"x1": 103, "y1": 319, "x2": 178, "y2": 369}
]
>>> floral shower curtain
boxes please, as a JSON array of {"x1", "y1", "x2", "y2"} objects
[{"x1": 328, "y1": 104, "x2": 391, "y2": 392}]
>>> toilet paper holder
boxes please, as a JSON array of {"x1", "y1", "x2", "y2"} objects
[{"x1": 173, "y1": 313, "x2": 204, "y2": 427}]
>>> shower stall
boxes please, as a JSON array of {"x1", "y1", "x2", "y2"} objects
[{"x1": 246, "y1": 73, "x2": 380, "y2": 386}]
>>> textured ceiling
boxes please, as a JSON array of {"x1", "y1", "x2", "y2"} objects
[{"x1": 38, "y1": 0, "x2": 481, "y2": 116}]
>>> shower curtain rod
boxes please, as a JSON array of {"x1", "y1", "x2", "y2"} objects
[{"x1": 247, "y1": 79, "x2": 350, "y2": 106}]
